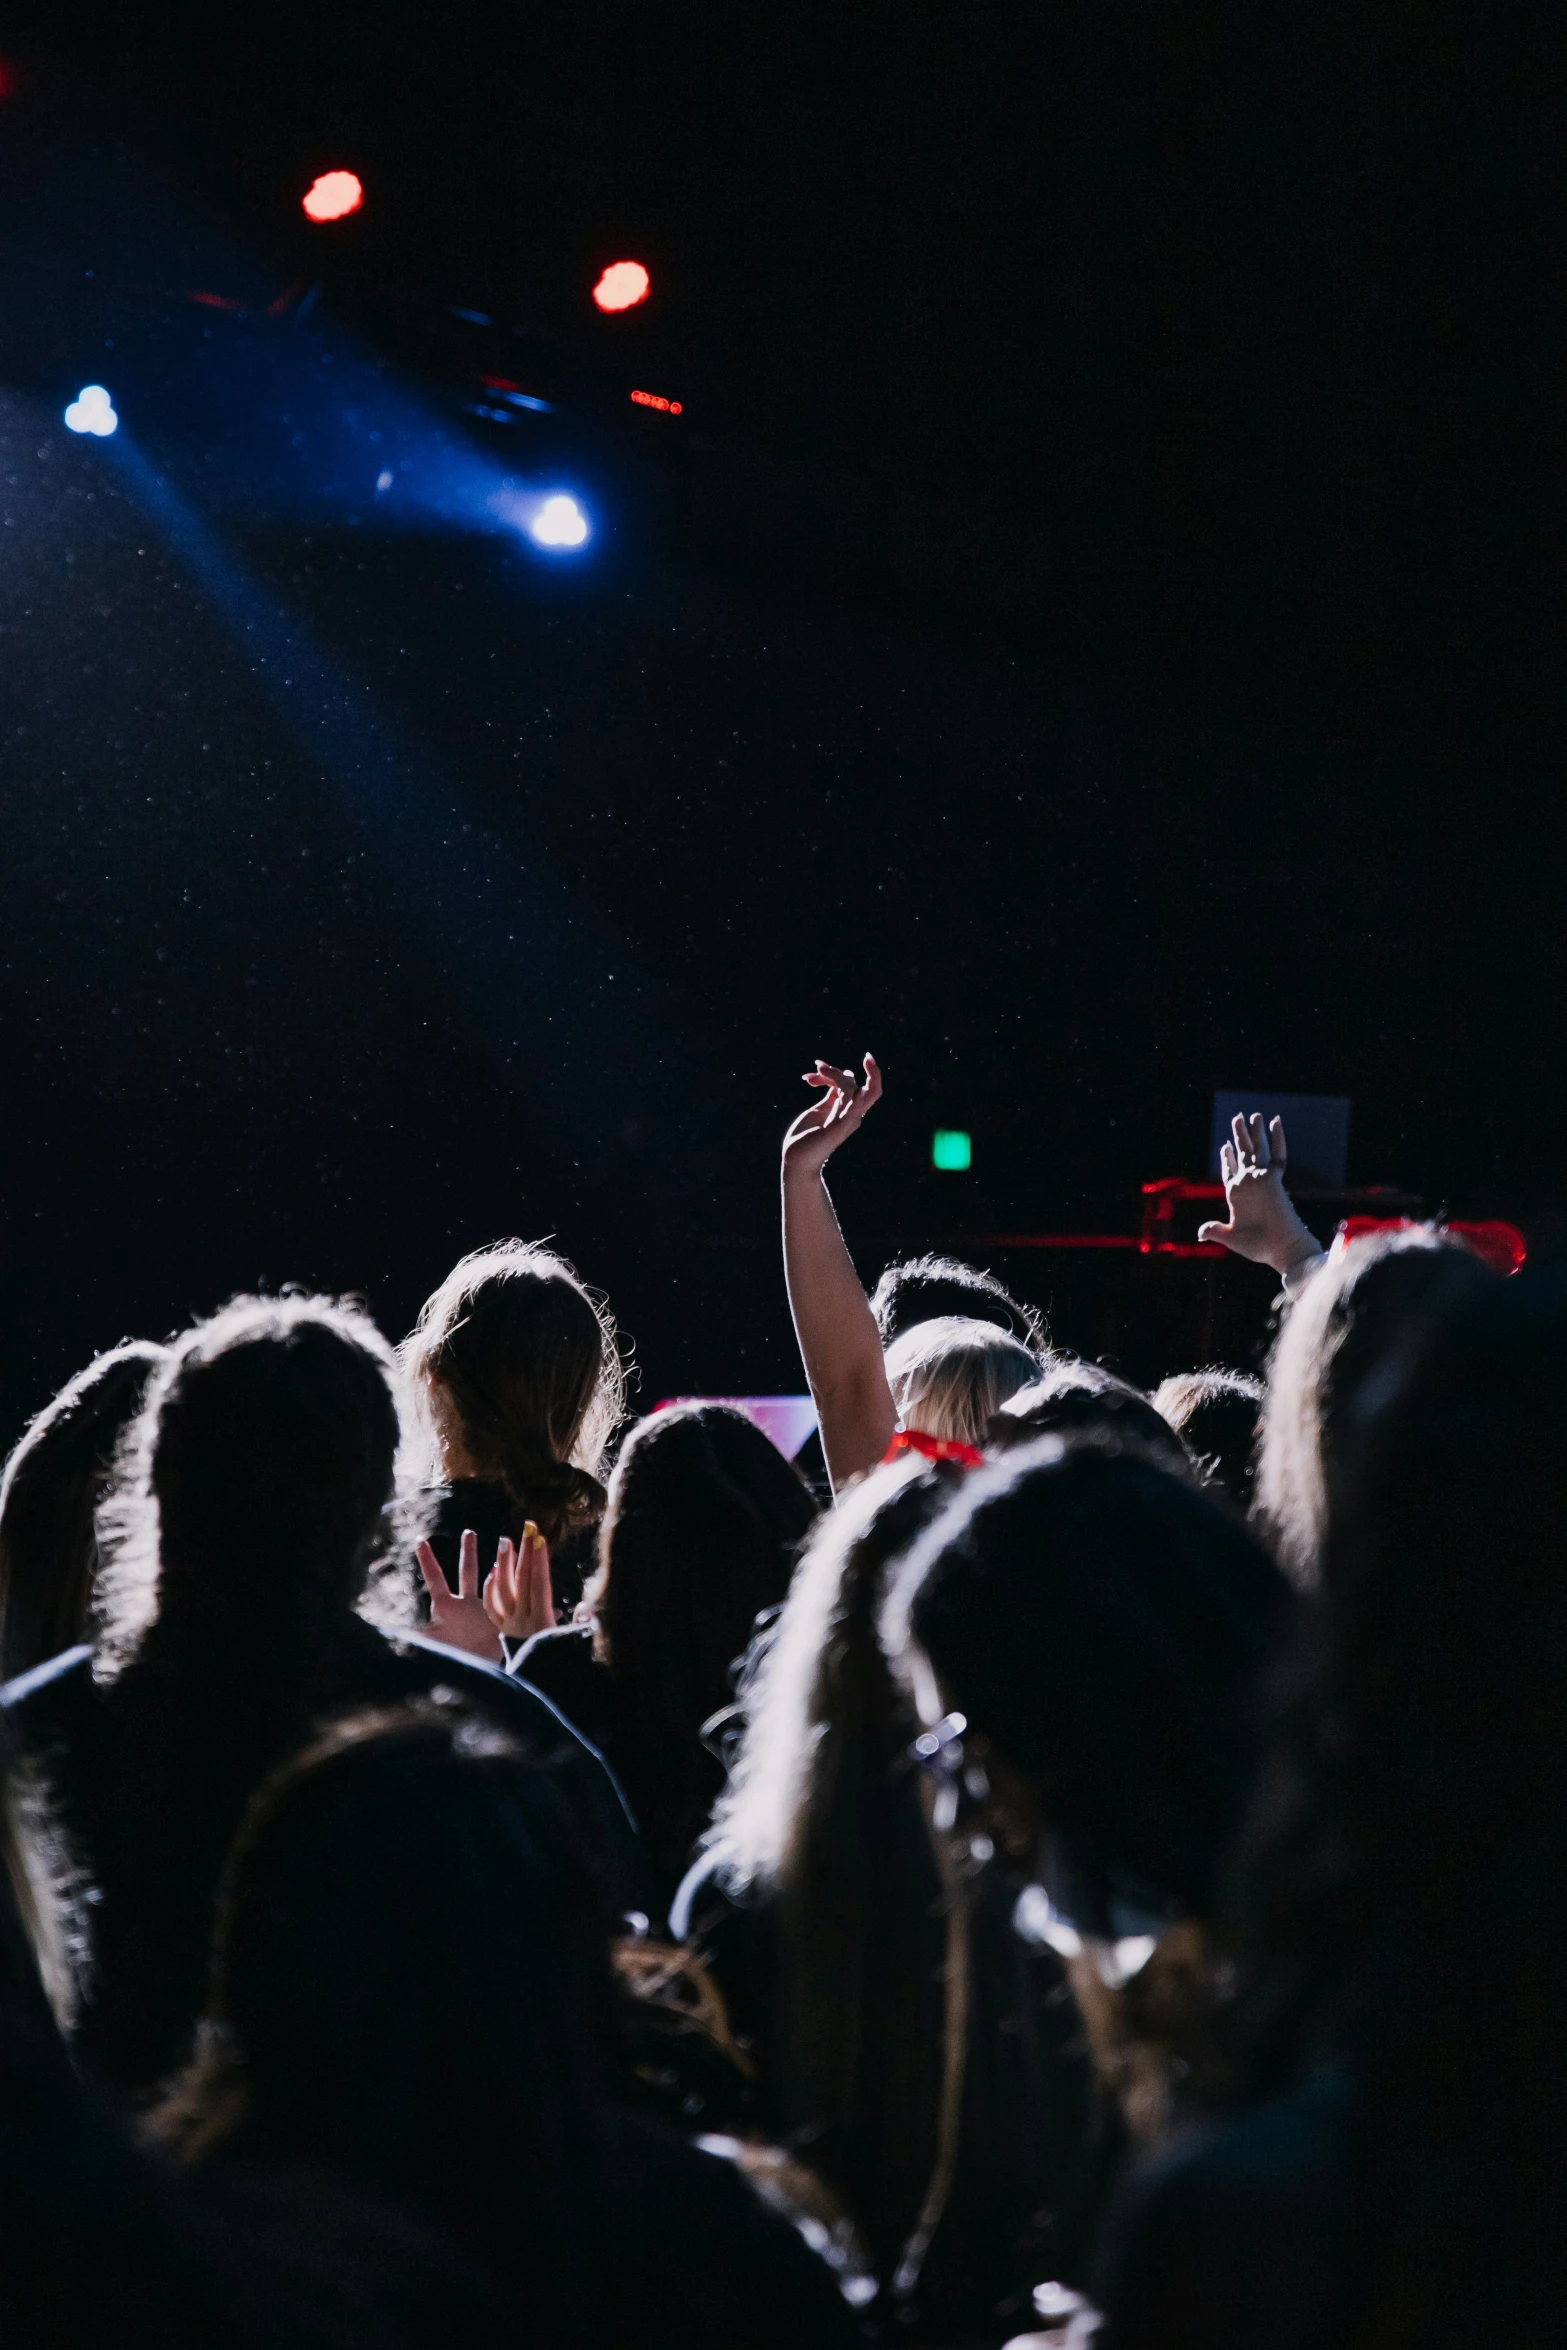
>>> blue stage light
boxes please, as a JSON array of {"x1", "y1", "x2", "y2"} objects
[
  {"x1": 64, "y1": 384, "x2": 118, "y2": 437},
  {"x1": 529, "y1": 492, "x2": 590, "y2": 549}
]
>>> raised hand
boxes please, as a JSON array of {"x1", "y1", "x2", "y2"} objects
[
  {"x1": 483, "y1": 1521, "x2": 557, "y2": 1644},
  {"x1": 1197, "y1": 1113, "x2": 1322, "y2": 1276},
  {"x1": 416, "y1": 1527, "x2": 505, "y2": 1665},
  {"x1": 781, "y1": 1054, "x2": 884, "y2": 1181}
]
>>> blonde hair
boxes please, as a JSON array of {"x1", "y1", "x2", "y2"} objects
[
  {"x1": 882, "y1": 1317, "x2": 1040, "y2": 1447},
  {"x1": 708, "y1": 1453, "x2": 935, "y2": 1894},
  {"x1": 1254, "y1": 1223, "x2": 1482, "y2": 1587}
]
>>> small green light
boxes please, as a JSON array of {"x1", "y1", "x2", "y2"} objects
[{"x1": 931, "y1": 1128, "x2": 972, "y2": 1171}]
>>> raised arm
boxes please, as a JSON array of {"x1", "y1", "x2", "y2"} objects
[
  {"x1": 781, "y1": 1054, "x2": 895, "y2": 1491},
  {"x1": 1197, "y1": 1112, "x2": 1327, "y2": 1296}
]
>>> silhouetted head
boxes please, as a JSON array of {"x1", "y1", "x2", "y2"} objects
[
  {"x1": 1255, "y1": 1226, "x2": 1498, "y2": 1585},
  {"x1": 402, "y1": 1240, "x2": 622, "y2": 1546},
  {"x1": 882, "y1": 1318, "x2": 1041, "y2": 1448},
  {"x1": 1151, "y1": 1368, "x2": 1263, "y2": 1506},
  {"x1": 592, "y1": 1402, "x2": 815, "y2": 1712},
  {"x1": 155, "y1": 1706, "x2": 612, "y2": 2278},
  {"x1": 870, "y1": 1255, "x2": 1046, "y2": 1352},
  {"x1": 1324, "y1": 1263, "x2": 1567, "y2": 1936},
  {"x1": 1243, "y1": 1268, "x2": 1567, "y2": 2342},
  {"x1": 0, "y1": 1341, "x2": 167, "y2": 1680},
  {"x1": 95, "y1": 1296, "x2": 405, "y2": 1672},
  {"x1": 994, "y1": 1359, "x2": 1194, "y2": 1477},
  {"x1": 883, "y1": 1434, "x2": 1292, "y2": 1923}
]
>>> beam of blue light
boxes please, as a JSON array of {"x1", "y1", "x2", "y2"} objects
[{"x1": 99, "y1": 435, "x2": 713, "y2": 1174}]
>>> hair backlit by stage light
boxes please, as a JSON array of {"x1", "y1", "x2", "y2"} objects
[
  {"x1": 592, "y1": 261, "x2": 650, "y2": 313},
  {"x1": 302, "y1": 171, "x2": 364, "y2": 223},
  {"x1": 64, "y1": 384, "x2": 118, "y2": 437}
]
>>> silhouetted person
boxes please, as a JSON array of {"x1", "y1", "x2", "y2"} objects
[
  {"x1": 403, "y1": 1238, "x2": 624, "y2": 1615},
  {"x1": 1100, "y1": 1267, "x2": 1567, "y2": 2349},
  {"x1": 150, "y1": 1702, "x2": 869, "y2": 2350},
  {"x1": 518, "y1": 1402, "x2": 817, "y2": 1911},
  {"x1": 0, "y1": 1340, "x2": 167, "y2": 1680},
  {"x1": 2, "y1": 1293, "x2": 640, "y2": 2098}
]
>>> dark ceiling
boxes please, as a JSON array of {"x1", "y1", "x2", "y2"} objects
[{"x1": 0, "y1": 2, "x2": 1560, "y2": 1431}]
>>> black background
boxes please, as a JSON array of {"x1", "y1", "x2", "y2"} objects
[{"x1": 0, "y1": 2, "x2": 1560, "y2": 1439}]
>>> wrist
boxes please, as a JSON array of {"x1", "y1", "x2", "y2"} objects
[{"x1": 1275, "y1": 1230, "x2": 1321, "y2": 1275}]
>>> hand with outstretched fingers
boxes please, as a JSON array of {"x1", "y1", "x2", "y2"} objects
[
  {"x1": 1197, "y1": 1112, "x2": 1322, "y2": 1276},
  {"x1": 782, "y1": 1054, "x2": 884, "y2": 1181},
  {"x1": 484, "y1": 1521, "x2": 557, "y2": 1643},
  {"x1": 416, "y1": 1527, "x2": 505, "y2": 1665}
]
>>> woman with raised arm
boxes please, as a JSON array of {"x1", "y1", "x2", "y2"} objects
[{"x1": 781, "y1": 1058, "x2": 1037, "y2": 1489}]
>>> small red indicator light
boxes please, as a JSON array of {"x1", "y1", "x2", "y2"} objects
[
  {"x1": 630, "y1": 389, "x2": 683, "y2": 414},
  {"x1": 302, "y1": 171, "x2": 364, "y2": 224},
  {"x1": 593, "y1": 261, "x2": 650, "y2": 313}
]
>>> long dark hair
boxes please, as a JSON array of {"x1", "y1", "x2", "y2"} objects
[
  {"x1": 0, "y1": 1341, "x2": 166, "y2": 1681},
  {"x1": 96, "y1": 1295, "x2": 407, "y2": 1676},
  {"x1": 1239, "y1": 1268, "x2": 1567, "y2": 2345},
  {"x1": 588, "y1": 1404, "x2": 816, "y2": 1883},
  {"x1": 884, "y1": 1432, "x2": 1292, "y2": 1931},
  {"x1": 151, "y1": 1707, "x2": 622, "y2": 2330},
  {"x1": 402, "y1": 1240, "x2": 623, "y2": 1549}
]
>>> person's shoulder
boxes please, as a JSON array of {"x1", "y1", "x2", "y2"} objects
[
  {"x1": 511, "y1": 1623, "x2": 601, "y2": 1708},
  {"x1": 0, "y1": 1644, "x2": 97, "y2": 1730},
  {"x1": 600, "y1": 2109, "x2": 869, "y2": 2346},
  {"x1": 1097, "y1": 2070, "x2": 1353, "y2": 2349},
  {"x1": 369, "y1": 1625, "x2": 608, "y2": 1755}
]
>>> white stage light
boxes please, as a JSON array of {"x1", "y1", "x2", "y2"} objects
[
  {"x1": 528, "y1": 493, "x2": 590, "y2": 549},
  {"x1": 64, "y1": 385, "x2": 118, "y2": 437}
]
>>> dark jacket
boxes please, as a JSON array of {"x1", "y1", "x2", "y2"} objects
[
  {"x1": 514, "y1": 1623, "x2": 728, "y2": 1919},
  {"x1": 1096, "y1": 2067, "x2": 1355, "y2": 2350},
  {"x1": 2, "y1": 1622, "x2": 645, "y2": 2097}
]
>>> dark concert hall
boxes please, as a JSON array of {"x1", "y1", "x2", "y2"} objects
[{"x1": 0, "y1": 8, "x2": 1561, "y2": 2346}]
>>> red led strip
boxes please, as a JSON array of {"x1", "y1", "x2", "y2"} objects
[{"x1": 630, "y1": 388, "x2": 683, "y2": 414}]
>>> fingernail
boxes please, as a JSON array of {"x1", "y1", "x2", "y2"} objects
[{"x1": 524, "y1": 1520, "x2": 539, "y2": 1541}]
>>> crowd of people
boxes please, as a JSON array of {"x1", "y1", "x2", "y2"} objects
[{"x1": 0, "y1": 1058, "x2": 1557, "y2": 2348}]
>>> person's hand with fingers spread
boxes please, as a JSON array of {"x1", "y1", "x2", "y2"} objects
[
  {"x1": 484, "y1": 1521, "x2": 557, "y2": 1644},
  {"x1": 416, "y1": 1527, "x2": 505, "y2": 1666},
  {"x1": 781, "y1": 1052, "x2": 897, "y2": 1491},
  {"x1": 1197, "y1": 1112, "x2": 1326, "y2": 1293},
  {"x1": 782, "y1": 1054, "x2": 885, "y2": 1180}
]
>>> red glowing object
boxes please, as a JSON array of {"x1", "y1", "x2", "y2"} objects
[
  {"x1": 302, "y1": 171, "x2": 364, "y2": 224},
  {"x1": 630, "y1": 388, "x2": 683, "y2": 414},
  {"x1": 1338, "y1": 1215, "x2": 1527, "y2": 1276},
  {"x1": 593, "y1": 260, "x2": 650, "y2": 313}
]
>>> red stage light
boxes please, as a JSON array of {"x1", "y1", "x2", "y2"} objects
[
  {"x1": 629, "y1": 389, "x2": 683, "y2": 414},
  {"x1": 593, "y1": 261, "x2": 650, "y2": 313},
  {"x1": 302, "y1": 171, "x2": 363, "y2": 224}
]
